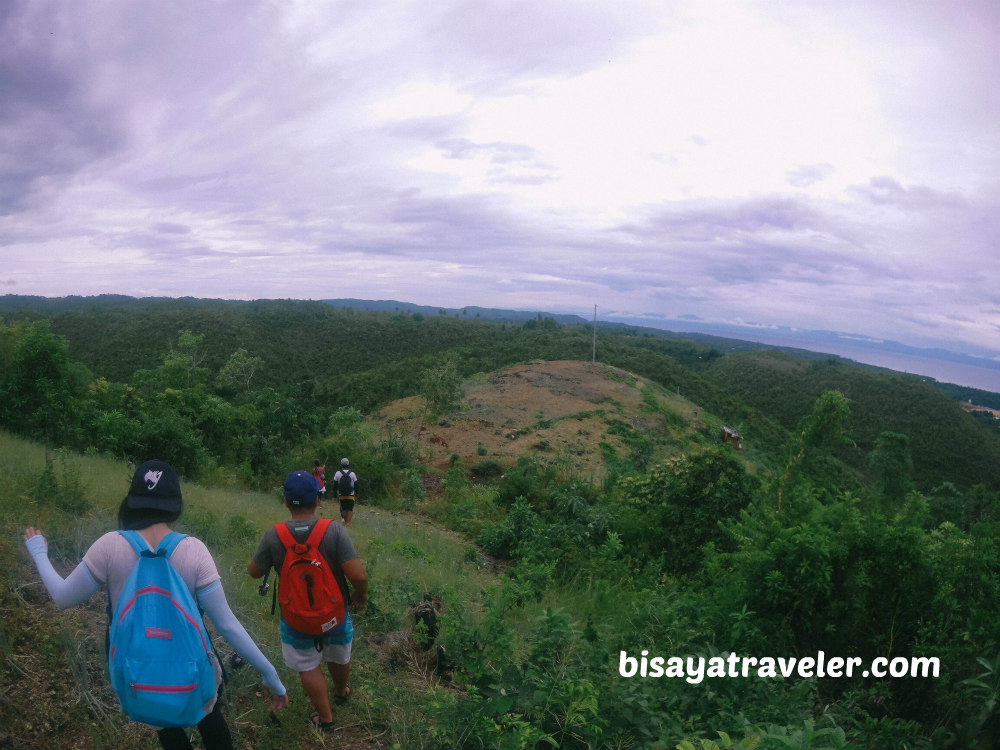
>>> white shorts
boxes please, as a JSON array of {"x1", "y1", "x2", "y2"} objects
[{"x1": 281, "y1": 639, "x2": 352, "y2": 672}]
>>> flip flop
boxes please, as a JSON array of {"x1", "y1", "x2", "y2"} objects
[{"x1": 309, "y1": 711, "x2": 335, "y2": 732}]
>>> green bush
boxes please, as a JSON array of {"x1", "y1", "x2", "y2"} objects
[{"x1": 470, "y1": 459, "x2": 502, "y2": 478}]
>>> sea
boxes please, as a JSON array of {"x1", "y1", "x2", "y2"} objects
[{"x1": 755, "y1": 337, "x2": 1000, "y2": 394}]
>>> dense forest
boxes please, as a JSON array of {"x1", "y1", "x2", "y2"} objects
[{"x1": 2, "y1": 295, "x2": 1000, "y2": 749}]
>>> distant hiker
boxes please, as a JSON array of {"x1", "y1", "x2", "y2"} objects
[
  {"x1": 247, "y1": 470, "x2": 368, "y2": 733},
  {"x1": 23, "y1": 459, "x2": 289, "y2": 750},
  {"x1": 333, "y1": 457, "x2": 358, "y2": 526},
  {"x1": 312, "y1": 459, "x2": 326, "y2": 495}
]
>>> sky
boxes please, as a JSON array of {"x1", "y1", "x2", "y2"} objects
[{"x1": 2, "y1": 0, "x2": 1000, "y2": 361}]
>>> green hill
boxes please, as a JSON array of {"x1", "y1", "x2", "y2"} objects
[
  {"x1": 4, "y1": 294, "x2": 995, "y2": 493},
  {"x1": 701, "y1": 350, "x2": 1000, "y2": 490},
  {"x1": 3, "y1": 297, "x2": 1000, "y2": 748}
]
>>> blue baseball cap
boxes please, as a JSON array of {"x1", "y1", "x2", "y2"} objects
[{"x1": 284, "y1": 470, "x2": 322, "y2": 506}]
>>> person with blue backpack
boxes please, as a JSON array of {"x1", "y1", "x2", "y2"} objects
[{"x1": 23, "y1": 459, "x2": 289, "y2": 750}]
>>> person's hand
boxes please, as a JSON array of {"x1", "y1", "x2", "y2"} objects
[
  {"x1": 264, "y1": 687, "x2": 289, "y2": 711},
  {"x1": 23, "y1": 528, "x2": 47, "y2": 552},
  {"x1": 23, "y1": 528, "x2": 48, "y2": 558}
]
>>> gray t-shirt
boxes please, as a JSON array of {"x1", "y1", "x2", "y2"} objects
[{"x1": 252, "y1": 517, "x2": 358, "y2": 604}]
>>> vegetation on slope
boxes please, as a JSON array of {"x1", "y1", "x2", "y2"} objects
[{"x1": 2, "y1": 297, "x2": 1000, "y2": 749}]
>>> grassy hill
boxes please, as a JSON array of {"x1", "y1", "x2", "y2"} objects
[
  {"x1": 4, "y1": 339, "x2": 1000, "y2": 748},
  {"x1": 0, "y1": 360, "x2": 759, "y2": 750},
  {"x1": 2, "y1": 294, "x2": 999, "y2": 495},
  {"x1": 379, "y1": 360, "x2": 712, "y2": 477}
]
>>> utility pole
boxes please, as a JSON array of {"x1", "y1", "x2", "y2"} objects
[{"x1": 592, "y1": 304, "x2": 597, "y2": 363}]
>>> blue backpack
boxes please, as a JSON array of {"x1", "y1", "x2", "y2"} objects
[{"x1": 108, "y1": 531, "x2": 216, "y2": 727}]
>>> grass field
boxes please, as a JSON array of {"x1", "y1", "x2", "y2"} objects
[{"x1": 0, "y1": 431, "x2": 505, "y2": 750}]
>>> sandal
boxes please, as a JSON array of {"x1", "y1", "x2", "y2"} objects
[
  {"x1": 309, "y1": 711, "x2": 336, "y2": 732},
  {"x1": 333, "y1": 686, "x2": 351, "y2": 706}
]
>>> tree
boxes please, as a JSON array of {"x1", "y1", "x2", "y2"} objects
[
  {"x1": 0, "y1": 320, "x2": 77, "y2": 458},
  {"x1": 618, "y1": 448, "x2": 759, "y2": 573},
  {"x1": 217, "y1": 348, "x2": 263, "y2": 393},
  {"x1": 777, "y1": 390, "x2": 853, "y2": 511},
  {"x1": 420, "y1": 359, "x2": 462, "y2": 417},
  {"x1": 868, "y1": 430, "x2": 914, "y2": 506}
]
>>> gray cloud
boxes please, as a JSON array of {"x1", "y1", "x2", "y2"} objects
[
  {"x1": 848, "y1": 177, "x2": 965, "y2": 211},
  {"x1": 152, "y1": 223, "x2": 191, "y2": 235},
  {"x1": 0, "y1": 5, "x2": 125, "y2": 212},
  {"x1": 786, "y1": 163, "x2": 835, "y2": 188},
  {"x1": 616, "y1": 196, "x2": 830, "y2": 243},
  {"x1": 438, "y1": 139, "x2": 539, "y2": 164},
  {"x1": 1, "y1": 0, "x2": 998, "y2": 361}
]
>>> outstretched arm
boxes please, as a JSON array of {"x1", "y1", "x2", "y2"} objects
[
  {"x1": 23, "y1": 529, "x2": 99, "y2": 609},
  {"x1": 196, "y1": 581, "x2": 289, "y2": 711}
]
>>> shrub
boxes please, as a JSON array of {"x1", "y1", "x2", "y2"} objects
[{"x1": 470, "y1": 459, "x2": 503, "y2": 478}]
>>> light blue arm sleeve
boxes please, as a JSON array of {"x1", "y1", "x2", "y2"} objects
[
  {"x1": 197, "y1": 581, "x2": 286, "y2": 696},
  {"x1": 24, "y1": 535, "x2": 100, "y2": 610}
]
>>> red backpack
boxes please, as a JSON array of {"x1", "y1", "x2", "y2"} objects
[{"x1": 274, "y1": 519, "x2": 345, "y2": 634}]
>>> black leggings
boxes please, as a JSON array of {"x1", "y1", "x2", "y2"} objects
[{"x1": 156, "y1": 695, "x2": 232, "y2": 750}]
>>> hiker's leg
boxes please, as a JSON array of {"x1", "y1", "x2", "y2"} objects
[
  {"x1": 327, "y1": 659, "x2": 350, "y2": 696},
  {"x1": 323, "y1": 638, "x2": 353, "y2": 699},
  {"x1": 299, "y1": 666, "x2": 333, "y2": 723},
  {"x1": 157, "y1": 728, "x2": 193, "y2": 750},
  {"x1": 282, "y1": 640, "x2": 332, "y2": 722},
  {"x1": 344, "y1": 510, "x2": 353, "y2": 526},
  {"x1": 196, "y1": 697, "x2": 234, "y2": 750}
]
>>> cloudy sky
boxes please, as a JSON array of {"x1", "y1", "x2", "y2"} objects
[{"x1": 2, "y1": 0, "x2": 999, "y2": 357}]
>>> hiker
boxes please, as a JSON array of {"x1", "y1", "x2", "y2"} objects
[
  {"x1": 332, "y1": 457, "x2": 358, "y2": 526},
  {"x1": 312, "y1": 459, "x2": 326, "y2": 496},
  {"x1": 22, "y1": 459, "x2": 289, "y2": 750},
  {"x1": 247, "y1": 470, "x2": 368, "y2": 733}
]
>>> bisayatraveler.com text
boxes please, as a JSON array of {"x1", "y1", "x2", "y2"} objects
[{"x1": 619, "y1": 650, "x2": 940, "y2": 684}]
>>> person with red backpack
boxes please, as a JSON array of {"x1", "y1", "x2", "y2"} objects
[
  {"x1": 247, "y1": 470, "x2": 368, "y2": 732},
  {"x1": 312, "y1": 460, "x2": 326, "y2": 495}
]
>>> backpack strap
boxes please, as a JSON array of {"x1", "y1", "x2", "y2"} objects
[
  {"x1": 305, "y1": 518, "x2": 332, "y2": 549},
  {"x1": 274, "y1": 518, "x2": 331, "y2": 550},
  {"x1": 117, "y1": 530, "x2": 187, "y2": 559},
  {"x1": 274, "y1": 521, "x2": 296, "y2": 550},
  {"x1": 155, "y1": 532, "x2": 187, "y2": 558}
]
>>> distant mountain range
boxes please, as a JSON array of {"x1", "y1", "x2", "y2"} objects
[
  {"x1": 1, "y1": 294, "x2": 995, "y2": 392},
  {"x1": 602, "y1": 314, "x2": 1000, "y2": 372},
  {"x1": 324, "y1": 298, "x2": 1000, "y2": 383},
  {"x1": 323, "y1": 299, "x2": 590, "y2": 325}
]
